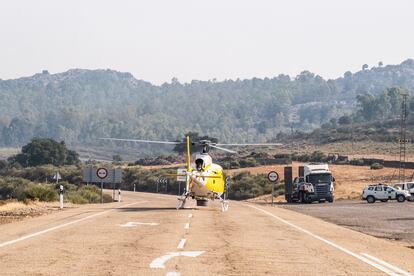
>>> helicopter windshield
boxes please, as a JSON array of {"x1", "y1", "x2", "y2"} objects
[{"x1": 195, "y1": 159, "x2": 204, "y2": 170}]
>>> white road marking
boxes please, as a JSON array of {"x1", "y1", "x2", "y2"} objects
[
  {"x1": 119, "y1": 221, "x2": 159, "y2": 227},
  {"x1": 150, "y1": 251, "x2": 204, "y2": 269},
  {"x1": 184, "y1": 223, "x2": 190, "y2": 229},
  {"x1": 248, "y1": 204, "x2": 411, "y2": 276},
  {"x1": 188, "y1": 214, "x2": 193, "y2": 218},
  {"x1": 0, "y1": 201, "x2": 146, "y2": 249},
  {"x1": 362, "y1": 253, "x2": 411, "y2": 275},
  {"x1": 177, "y1": 238, "x2": 186, "y2": 249},
  {"x1": 166, "y1": 272, "x2": 180, "y2": 276}
]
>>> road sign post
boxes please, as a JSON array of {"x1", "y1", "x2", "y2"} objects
[
  {"x1": 268, "y1": 171, "x2": 279, "y2": 207},
  {"x1": 96, "y1": 168, "x2": 108, "y2": 204}
]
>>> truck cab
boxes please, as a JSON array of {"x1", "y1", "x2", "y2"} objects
[
  {"x1": 302, "y1": 163, "x2": 334, "y2": 203},
  {"x1": 284, "y1": 163, "x2": 335, "y2": 203}
]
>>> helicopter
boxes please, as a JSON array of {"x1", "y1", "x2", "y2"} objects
[{"x1": 100, "y1": 136, "x2": 282, "y2": 211}]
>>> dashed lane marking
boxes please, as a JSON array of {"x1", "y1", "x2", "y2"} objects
[
  {"x1": 177, "y1": 239, "x2": 186, "y2": 249},
  {"x1": 184, "y1": 223, "x2": 190, "y2": 229},
  {"x1": 166, "y1": 272, "x2": 180, "y2": 276},
  {"x1": 119, "y1": 222, "x2": 159, "y2": 227}
]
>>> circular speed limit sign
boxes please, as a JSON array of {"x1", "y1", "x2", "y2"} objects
[
  {"x1": 96, "y1": 168, "x2": 108, "y2": 179},
  {"x1": 267, "y1": 171, "x2": 279, "y2": 182}
]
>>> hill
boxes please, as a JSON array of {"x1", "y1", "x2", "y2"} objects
[{"x1": 1, "y1": 60, "x2": 414, "y2": 155}]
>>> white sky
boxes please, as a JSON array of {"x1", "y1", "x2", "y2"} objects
[{"x1": 0, "y1": 0, "x2": 413, "y2": 84}]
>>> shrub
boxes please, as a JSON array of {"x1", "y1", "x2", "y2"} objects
[
  {"x1": 24, "y1": 184, "x2": 57, "y2": 202},
  {"x1": 0, "y1": 177, "x2": 32, "y2": 200},
  {"x1": 239, "y1": 158, "x2": 257, "y2": 168},
  {"x1": 65, "y1": 185, "x2": 113, "y2": 204},
  {"x1": 350, "y1": 159, "x2": 365, "y2": 166},
  {"x1": 65, "y1": 192, "x2": 88, "y2": 204},
  {"x1": 370, "y1": 163, "x2": 384, "y2": 170}
]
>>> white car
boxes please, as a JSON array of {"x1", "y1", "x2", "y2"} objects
[
  {"x1": 362, "y1": 184, "x2": 411, "y2": 203},
  {"x1": 393, "y1": 182, "x2": 414, "y2": 197}
]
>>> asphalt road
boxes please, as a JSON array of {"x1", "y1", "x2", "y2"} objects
[
  {"x1": 281, "y1": 200, "x2": 414, "y2": 249},
  {"x1": 0, "y1": 191, "x2": 413, "y2": 275}
]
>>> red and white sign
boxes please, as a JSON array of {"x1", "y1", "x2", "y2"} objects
[
  {"x1": 267, "y1": 171, "x2": 279, "y2": 182},
  {"x1": 96, "y1": 168, "x2": 108, "y2": 179}
]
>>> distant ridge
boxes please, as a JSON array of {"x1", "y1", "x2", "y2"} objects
[{"x1": 0, "y1": 59, "x2": 413, "y2": 150}]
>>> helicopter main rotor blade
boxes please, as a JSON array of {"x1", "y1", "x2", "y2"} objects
[
  {"x1": 99, "y1": 138, "x2": 182, "y2": 145},
  {"x1": 216, "y1": 143, "x2": 283, "y2": 146},
  {"x1": 209, "y1": 144, "x2": 237, "y2": 153}
]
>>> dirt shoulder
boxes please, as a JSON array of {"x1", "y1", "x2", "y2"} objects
[{"x1": 0, "y1": 200, "x2": 76, "y2": 225}]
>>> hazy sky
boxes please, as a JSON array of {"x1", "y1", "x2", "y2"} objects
[{"x1": 1, "y1": 0, "x2": 413, "y2": 84}]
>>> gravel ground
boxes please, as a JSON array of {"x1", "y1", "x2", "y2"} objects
[{"x1": 280, "y1": 200, "x2": 414, "y2": 249}]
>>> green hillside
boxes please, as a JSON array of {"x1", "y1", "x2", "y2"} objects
[{"x1": 1, "y1": 60, "x2": 414, "y2": 154}]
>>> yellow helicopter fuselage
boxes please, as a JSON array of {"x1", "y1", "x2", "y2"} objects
[{"x1": 189, "y1": 160, "x2": 224, "y2": 199}]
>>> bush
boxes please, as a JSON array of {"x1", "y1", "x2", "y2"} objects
[
  {"x1": 239, "y1": 158, "x2": 257, "y2": 168},
  {"x1": 0, "y1": 177, "x2": 32, "y2": 200},
  {"x1": 24, "y1": 184, "x2": 57, "y2": 202},
  {"x1": 350, "y1": 159, "x2": 365, "y2": 166},
  {"x1": 227, "y1": 172, "x2": 284, "y2": 200},
  {"x1": 370, "y1": 163, "x2": 384, "y2": 170},
  {"x1": 77, "y1": 186, "x2": 103, "y2": 203},
  {"x1": 65, "y1": 192, "x2": 88, "y2": 204},
  {"x1": 65, "y1": 185, "x2": 113, "y2": 204}
]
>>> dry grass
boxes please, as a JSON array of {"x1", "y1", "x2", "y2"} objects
[{"x1": 0, "y1": 200, "x2": 77, "y2": 224}]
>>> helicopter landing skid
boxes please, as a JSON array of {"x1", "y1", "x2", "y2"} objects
[{"x1": 177, "y1": 192, "x2": 189, "y2": 210}]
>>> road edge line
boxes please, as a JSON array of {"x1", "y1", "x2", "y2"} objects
[
  {"x1": 247, "y1": 204, "x2": 407, "y2": 276},
  {"x1": 0, "y1": 201, "x2": 146, "y2": 249}
]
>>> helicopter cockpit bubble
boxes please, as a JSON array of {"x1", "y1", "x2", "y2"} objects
[{"x1": 195, "y1": 158, "x2": 204, "y2": 171}]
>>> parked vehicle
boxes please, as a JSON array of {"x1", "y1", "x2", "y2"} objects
[
  {"x1": 393, "y1": 182, "x2": 414, "y2": 198},
  {"x1": 286, "y1": 163, "x2": 334, "y2": 203},
  {"x1": 362, "y1": 184, "x2": 411, "y2": 203}
]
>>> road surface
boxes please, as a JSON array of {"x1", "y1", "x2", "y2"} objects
[
  {"x1": 0, "y1": 191, "x2": 413, "y2": 275},
  {"x1": 281, "y1": 200, "x2": 414, "y2": 248}
]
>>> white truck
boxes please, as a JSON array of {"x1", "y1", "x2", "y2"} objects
[{"x1": 289, "y1": 163, "x2": 335, "y2": 203}]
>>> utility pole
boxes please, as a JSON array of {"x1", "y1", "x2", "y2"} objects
[{"x1": 399, "y1": 94, "x2": 408, "y2": 183}]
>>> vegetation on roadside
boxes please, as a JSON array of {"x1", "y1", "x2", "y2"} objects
[
  {"x1": 228, "y1": 172, "x2": 284, "y2": 200},
  {"x1": 7, "y1": 138, "x2": 80, "y2": 167},
  {"x1": 0, "y1": 177, "x2": 111, "y2": 203}
]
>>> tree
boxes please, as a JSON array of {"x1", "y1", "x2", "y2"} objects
[
  {"x1": 8, "y1": 138, "x2": 80, "y2": 167},
  {"x1": 113, "y1": 155, "x2": 123, "y2": 162},
  {"x1": 362, "y1": 64, "x2": 369, "y2": 70},
  {"x1": 378, "y1": 61, "x2": 383, "y2": 67},
  {"x1": 338, "y1": 115, "x2": 352, "y2": 125},
  {"x1": 329, "y1": 118, "x2": 337, "y2": 128}
]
